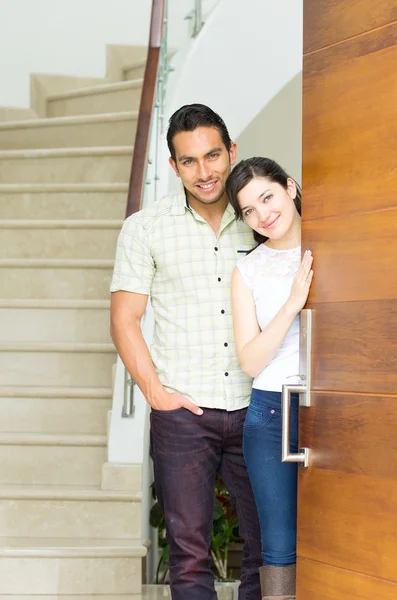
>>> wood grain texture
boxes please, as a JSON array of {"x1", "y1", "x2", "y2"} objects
[
  {"x1": 297, "y1": 558, "x2": 397, "y2": 600},
  {"x1": 126, "y1": 0, "x2": 164, "y2": 218},
  {"x1": 303, "y1": 0, "x2": 397, "y2": 54},
  {"x1": 303, "y1": 210, "x2": 397, "y2": 304},
  {"x1": 298, "y1": 468, "x2": 397, "y2": 583},
  {"x1": 302, "y1": 23, "x2": 397, "y2": 220},
  {"x1": 300, "y1": 393, "x2": 397, "y2": 477},
  {"x1": 308, "y1": 301, "x2": 397, "y2": 394}
]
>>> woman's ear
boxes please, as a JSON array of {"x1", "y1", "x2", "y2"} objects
[{"x1": 287, "y1": 177, "x2": 297, "y2": 200}]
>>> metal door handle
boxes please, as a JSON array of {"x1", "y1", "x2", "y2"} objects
[{"x1": 282, "y1": 383, "x2": 309, "y2": 467}]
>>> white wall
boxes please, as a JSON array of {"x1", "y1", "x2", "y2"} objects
[
  {"x1": 159, "y1": 0, "x2": 303, "y2": 197},
  {"x1": 236, "y1": 73, "x2": 303, "y2": 183},
  {"x1": 165, "y1": 0, "x2": 303, "y2": 140},
  {"x1": 0, "y1": 0, "x2": 204, "y2": 107}
]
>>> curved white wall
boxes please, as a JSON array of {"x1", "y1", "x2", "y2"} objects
[
  {"x1": 158, "y1": 0, "x2": 303, "y2": 199},
  {"x1": 165, "y1": 0, "x2": 303, "y2": 141}
]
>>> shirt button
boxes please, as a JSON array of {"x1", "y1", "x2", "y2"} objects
[
  {"x1": 225, "y1": 372, "x2": 229, "y2": 376},
  {"x1": 218, "y1": 277, "x2": 221, "y2": 282},
  {"x1": 221, "y1": 309, "x2": 225, "y2": 314},
  {"x1": 214, "y1": 247, "x2": 219, "y2": 251},
  {"x1": 224, "y1": 342, "x2": 228, "y2": 347}
]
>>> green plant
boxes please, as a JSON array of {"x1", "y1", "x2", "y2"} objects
[
  {"x1": 149, "y1": 474, "x2": 241, "y2": 583},
  {"x1": 211, "y1": 474, "x2": 239, "y2": 581}
]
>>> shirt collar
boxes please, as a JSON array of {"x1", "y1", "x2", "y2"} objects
[{"x1": 171, "y1": 182, "x2": 190, "y2": 216}]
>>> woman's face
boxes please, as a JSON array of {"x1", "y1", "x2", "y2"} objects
[{"x1": 237, "y1": 176, "x2": 299, "y2": 241}]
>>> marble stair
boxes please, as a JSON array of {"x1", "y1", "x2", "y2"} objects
[{"x1": 0, "y1": 45, "x2": 149, "y2": 596}]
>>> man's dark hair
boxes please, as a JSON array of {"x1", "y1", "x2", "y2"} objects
[{"x1": 167, "y1": 103, "x2": 232, "y2": 162}]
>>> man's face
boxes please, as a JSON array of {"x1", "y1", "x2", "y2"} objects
[{"x1": 169, "y1": 126, "x2": 237, "y2": 205}]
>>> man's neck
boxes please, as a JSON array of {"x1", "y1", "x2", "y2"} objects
[{"x1": 185, "y1": 191, "x2": 229, "y2": 234}]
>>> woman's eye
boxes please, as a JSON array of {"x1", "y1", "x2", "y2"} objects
[
  {"x1": 264, "y1": 194, "x2": 273, "y2": 203},
  {"x1": 244, "y1": 209, "x2": 253, "y2": 217}
]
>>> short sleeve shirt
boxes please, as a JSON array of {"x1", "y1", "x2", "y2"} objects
[{"x1": 110, "y1": 185, "x2": 255, "y2": 410}]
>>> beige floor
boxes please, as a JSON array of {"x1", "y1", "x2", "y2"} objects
[
  {"x1": 0, "y1": 585, "x2": 235, "y2": 599},
  {"x1": 142, "y1": 585, "x2": 235, "y2": 599}
]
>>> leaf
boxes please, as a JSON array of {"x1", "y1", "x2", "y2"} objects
[
  {"x1": 149, "y1": 501, "x2": 165, "y2": 528},
  {"x1": 213, "y1": 498, "x2": 225, "y2": 521}
]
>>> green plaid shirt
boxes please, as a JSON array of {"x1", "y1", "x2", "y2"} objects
[{"x1": 111, "y1": 184, "x2": 255, "y2": 410}]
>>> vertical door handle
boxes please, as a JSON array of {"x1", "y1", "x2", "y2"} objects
[{"x1": 282, "y1": 383, "x2": 309, "y2": 467}]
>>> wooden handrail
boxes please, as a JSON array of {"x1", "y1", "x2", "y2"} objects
[{"x1": 125, "y1": 0, "x2": 166, "y2": 218}]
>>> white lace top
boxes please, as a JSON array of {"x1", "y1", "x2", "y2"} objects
[{"x1": 237, "y1": 244, "x2": 301, "y2": 392}]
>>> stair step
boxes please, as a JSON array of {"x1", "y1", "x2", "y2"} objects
[
  {"x1": 0, "y1": 219, "x2": 123, "y2": 227},
  {"x1": 0, "y1": 299, "x2": 110, "y2": 308},
  {"x1": 0, "y1": 300, "x2": 111, "y2": 344},
  {"x1": 0, "y1": 394, "x2": 111, "y2": 434},
  {"x1": 48, "y1": 79, "x2": 144, "y2": 117},
  {"x1": 0, "y1": 107, "x2": 37, "y2": 122},
  {"x1": 0, "y1": 342, "x2": 116, "y2": 388},
  {"x1": 0, "y1": 340, "x2": 115, "y2": 388},
  {"x1": 0, "y1": 385, "x2": 112, "y2": 398},
  {"x1": 0, "y1": 311, "x2": 112, "y2": 344},
  {"x1": 0, "y1": 258, "x2": 113, "y2": 300},
  {"x1": 0, "y1": 341, "x2": 115, "y2": 353},
  {"x1": 0, "y1": 112, "x2": 138, "y2": 150},
  {"x1": 0, "y1": 484, "x2": 141, "y2": 539},
  {"x1": 124, "y1": 60, "x2": 146, "y2": 80},
  {"x1": 0, "y1": 537, "x2": 146, "y2": 594},
  {"x1": 0, "y1": 220, "x2": 122, "y2": 260},
  {"x1": 0, "y1": 484, "x2": 140, "y2": 501},
  {"x1": 0, "y1": 146, "x2": 133, "y2": 184},
  {"x1": 0, "y1": 385, "x2": 111, "y2": 435},
  {"x1": 0, "y1": 432, "x2": 106, "y2": 446},
  {"x1": 0, "y1": 183, "x2": 128, "y2": 220},
  {"x1": 0, "y1": 433, "x2": 106, "y2": 486}
]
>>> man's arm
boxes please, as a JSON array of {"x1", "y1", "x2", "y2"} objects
[{"x1": 110, "y1": 290, "x2": 202, "y2": 414}]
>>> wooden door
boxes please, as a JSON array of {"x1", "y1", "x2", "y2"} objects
[{"x1": 297, "y1": 1, "x2": 397, "y2": 597}]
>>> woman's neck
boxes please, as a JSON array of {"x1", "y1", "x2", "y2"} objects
[{"x1": 264, "y1": 215, "x2": 301, "y2": 250}]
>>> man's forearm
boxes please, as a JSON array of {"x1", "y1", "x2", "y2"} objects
[{"x1": 110, "y1": 319, "x2": 165, "y2": 405}]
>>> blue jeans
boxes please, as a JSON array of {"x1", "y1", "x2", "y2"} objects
[{"x1": 243, "y1": 389, "x2": 299, "y2": 567}]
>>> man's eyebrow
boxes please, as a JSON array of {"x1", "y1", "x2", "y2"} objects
[
  {"x1": 205, "y1": 147, "x2": 223, "y2": 157},
  {"x1": 177, "y1": 147, "x2": 223, "y2": 162}
]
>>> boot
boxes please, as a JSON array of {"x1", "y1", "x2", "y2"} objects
[{"x1": 259, "y1": 564, "x2": 296, "y2": 600}]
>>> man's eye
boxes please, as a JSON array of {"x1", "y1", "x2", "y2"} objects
[
  {"x1": 209, "y1": 153, "x2": 219, "y2": 159},
  {"x1": 183, "y1": 160, "x2": 192, "y2": 166}
]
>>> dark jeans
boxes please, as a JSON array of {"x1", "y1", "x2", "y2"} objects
[
  {"x1": 150, "y1": 406, "x2": 262, "y2": 600},
  {"x1": 243, "y1": 389, "x2": 299, "y2": 567}
]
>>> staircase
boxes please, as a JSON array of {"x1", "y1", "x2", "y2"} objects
[{"x1": 0, "y1": 45, "x2": 149, "y2": 597}]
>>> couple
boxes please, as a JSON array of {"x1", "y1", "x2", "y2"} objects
[{"x1": 110, "y1": 104, "x2": 313, "y2": 600}]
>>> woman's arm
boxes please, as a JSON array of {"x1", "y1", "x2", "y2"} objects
[{"x1": 232, "y1": 250, "x2": 313, "y2": 378}]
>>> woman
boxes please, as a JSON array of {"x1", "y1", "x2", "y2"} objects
[{"x1": 226, "y1": 158, "x2": 313, "y2": 600}]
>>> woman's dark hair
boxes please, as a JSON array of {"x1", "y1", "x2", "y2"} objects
[
  {"x1": 225, "y1": 157, "x2": 302, "y2": 245},
  {"x1": 167, "y1": 103, "x2": 232, "y2": 162}
]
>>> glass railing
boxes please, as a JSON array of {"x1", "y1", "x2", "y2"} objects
[{"x1": 185, "y1": 0, "x2": 204, "y2": 37}]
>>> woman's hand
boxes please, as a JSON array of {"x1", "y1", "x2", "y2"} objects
[{"x1": 285, "y1": 250, "x2": 314, "y2": 316}]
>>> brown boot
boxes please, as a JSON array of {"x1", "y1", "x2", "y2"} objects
[{"x1": 259, "y1": 564, "x2": 296, "y2": 600}]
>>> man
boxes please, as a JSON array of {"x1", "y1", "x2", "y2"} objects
[{"x1": 110, "y1": 104, "x2": 262, "y2": 599}]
